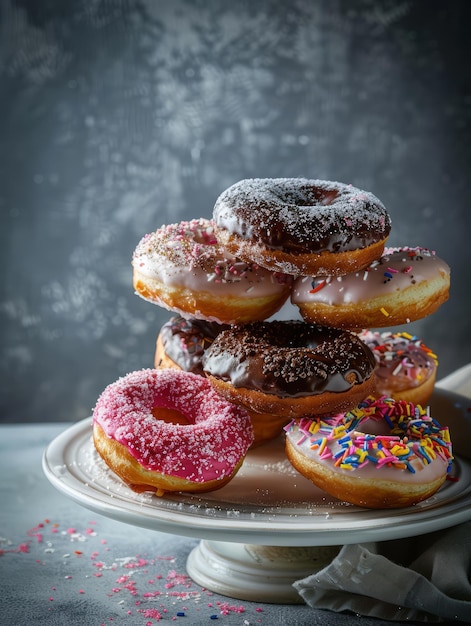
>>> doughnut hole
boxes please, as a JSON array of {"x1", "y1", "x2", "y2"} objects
[{"x1": 151, "y1": 406, "x2": 190, "y2": 425}]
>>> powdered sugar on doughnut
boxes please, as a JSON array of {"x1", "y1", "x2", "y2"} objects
[
  {"x1": 93, "y1": 369, "x2": 253, "y2": 483},
  {"x1": 213, "y1": 178, "x2": 391, "y2": 253}
]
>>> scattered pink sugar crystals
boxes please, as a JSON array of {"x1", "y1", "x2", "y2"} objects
[{"x1": 1, "y1": 517, "x2": 265, "y2": 623}]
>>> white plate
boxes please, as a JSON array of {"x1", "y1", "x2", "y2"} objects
[{"x1": 43, "y1": 387, "x2": 471, "y2": 547}]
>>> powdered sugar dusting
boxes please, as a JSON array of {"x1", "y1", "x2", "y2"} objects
[{"x1": 213, "y1": 178, "x2": 391, "y2": 253}]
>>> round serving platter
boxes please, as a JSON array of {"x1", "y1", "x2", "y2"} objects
[{"x1": 43, "y1": 386, "x2": 471, "y2": 548}]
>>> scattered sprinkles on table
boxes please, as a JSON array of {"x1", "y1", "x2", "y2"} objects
[{"x1": 0, "y1": 518, "x2": 264, "y2": 624}]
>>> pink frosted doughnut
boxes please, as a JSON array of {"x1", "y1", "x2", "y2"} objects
[
  {"x1": 285, "y1": 396, "x2": 453, "y2": 509},
  {"x1": 291, "y1": 246, "x2": 450, "y2": 329},
  {"x1": 132, "y1": 218, "x2": 292, "y2": 324},
  {"x1": 93, "y1": 368, "x2": 254, "y2": 495}
]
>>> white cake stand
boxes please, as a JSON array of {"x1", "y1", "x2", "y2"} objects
[{"x1": 43, "y1": 383, "x2": 471, "y2": 603}]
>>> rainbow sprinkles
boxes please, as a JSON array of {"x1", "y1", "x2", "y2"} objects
[{"x1": 285, "y1": 396, "x2": 453, "y2": 477}]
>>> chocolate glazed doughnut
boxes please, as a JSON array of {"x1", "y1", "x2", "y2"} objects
[
  {"x1": 202, "y1": 320, "x2": 377, "y2": 418},
  {"x1": 155, "y1": 315, "x2": 229, "y2": 376},
  {"x1": 213, "y1": 178, "x2": 392, "y2": 276},
  {"x1": 154, "y1": 316, "x2": 296, "y2": 446}
]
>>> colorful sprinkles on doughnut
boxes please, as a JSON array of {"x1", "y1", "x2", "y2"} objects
[
  {"x1": 285, "y1": 396, "x2": 453, "y2": 476},
  {"x1": 132, "y1": 217, "x2": 293, "y2": 323},
  {"x1": 134, "y1": 218, "x2": 276, "y2": 284},
  {"x1": 292, "y1": 245, "x2": 450, "y2": 329},
  {"x1": 361, "y1": 330, "x2": 438, "y2": 382}
]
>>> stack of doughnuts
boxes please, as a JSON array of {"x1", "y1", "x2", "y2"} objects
[{"x1": 92, "y1": 177, "x2": 452, "y2": 509}]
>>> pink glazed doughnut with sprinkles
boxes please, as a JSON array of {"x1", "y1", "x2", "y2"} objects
[
  {"x1": 132, "y1": 218, "x2": 292, "y2": 324},
  {"x1": 285, "y1": 396, "x2": 453, "y2": 509},
  {"x1": 93, "y1": 368, "x2": 254, "y2": 496},
  {"x1": 291, "y1": 246, "x2": 450, "y2": 329}
]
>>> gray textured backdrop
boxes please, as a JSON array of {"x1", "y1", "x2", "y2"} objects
[{"x1": 1, "y1": 0, "x2": 470, "y2": 423}]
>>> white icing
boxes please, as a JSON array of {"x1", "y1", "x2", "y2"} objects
[
  {"x1": 132, "y1": 218, "x2": 292, "y2": 298},
  {"x1": 291, "y1": 247, "x2": 450, "y2": 305}
]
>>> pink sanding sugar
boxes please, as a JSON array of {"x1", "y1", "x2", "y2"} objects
[{"x1": 1, "y1": 517, "x2": 265, "y2": 624}]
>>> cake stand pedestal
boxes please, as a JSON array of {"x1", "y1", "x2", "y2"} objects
[{"x1": 187, "y1": 541, "x2": 340, "y2": 603}]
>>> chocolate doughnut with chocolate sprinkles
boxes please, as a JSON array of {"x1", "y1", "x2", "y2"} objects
[
  {"x1": 202, "y1": 320, "x2": 377, "y2": 418},
  {"x1": 213, "y1": 178, "x2": 391, "y2": 276}
]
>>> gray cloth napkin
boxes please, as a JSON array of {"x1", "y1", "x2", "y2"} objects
[{"x1": 294, "y1": 521, "x2": 471, "y2": 622}]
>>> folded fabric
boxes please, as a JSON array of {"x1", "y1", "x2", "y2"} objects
[{"x1": 294, "y1": 521, "x2": 471, "y2": 622}]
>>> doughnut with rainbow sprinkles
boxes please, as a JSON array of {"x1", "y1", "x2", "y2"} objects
[{"x1": 284, "y1": 396, "x2": 453, "y2": 509}]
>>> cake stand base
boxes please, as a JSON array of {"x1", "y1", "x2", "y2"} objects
[{"x1": 186, "y1": 540, "x2": 341, "y2": 604}]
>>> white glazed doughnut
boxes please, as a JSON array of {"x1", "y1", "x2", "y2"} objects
[
  {"x1": 132, "y1": 218, "x2": 292, "y2": 324},
  {"x1": 291, "y1": 246, "x2": 450, "y2": 329}
]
